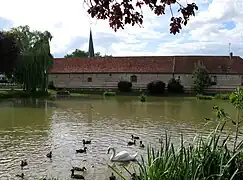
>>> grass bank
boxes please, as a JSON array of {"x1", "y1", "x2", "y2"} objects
[
  {"x1": 0, "y1": 90, "x2": 51, "y2": 99},
  {"x1": 0, "y1": 89, "x2": 92, "y2": 100},
  {"x1": 196, "y1": 93, "x2": 230, "y2": 100}
]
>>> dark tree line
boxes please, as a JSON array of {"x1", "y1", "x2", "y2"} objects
[{"x1": 64, "y1": 49, "x2": 111, "y2": 58}]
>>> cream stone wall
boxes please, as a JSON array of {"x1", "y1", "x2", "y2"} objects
[{"x1": 48, "y1": 73, "x2": 243, "y2": 91}]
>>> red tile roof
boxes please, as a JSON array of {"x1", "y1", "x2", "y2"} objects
[{"x1": 49, "y1": 56, "x2": 243, "y2": 74}]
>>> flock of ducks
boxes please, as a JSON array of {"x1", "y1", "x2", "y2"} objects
[
  {"x1": 15, "y1": 135, "x2": 143, "y2": 180},
  {"x1": 127, "y1": 135, "x2": 145, "y2": 148},
  {"x1": 16, "y1": 139, "x2": 91, "y2": 179}
]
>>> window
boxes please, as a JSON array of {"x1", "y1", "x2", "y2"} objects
[
  {"x1": 87, "y1": 77, "x2": 92, "y2": 82},
  {"x1": 130, "y1": 75, "x2": 137, "y2": 83},
  {"x1": 211, "y1": 76, "x2": 217, "y2": 85},
  {"x1": 241, "y1": 76, "x2": 243, "y2": 85}
]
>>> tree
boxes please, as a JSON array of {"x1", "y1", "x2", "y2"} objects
[
  {"x1": 85, "y1": 0, "x2": 198, "y2": 34},
  {"x1": 64, "y1": 49, "x2": 111, "y2": 58},
  {"x1": 193, "y1": 67, "x2": 212, "y2": 94},
  {"x1": 0, "y1": 31, "x2": 20, "y2": 73},
  {"x1": 6, "y1": 26, "x2": 53, "y2": 92}
]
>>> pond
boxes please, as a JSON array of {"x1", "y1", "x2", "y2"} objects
[{"x1": 0, "y1": 96, "x2": 239, "y2": 180}]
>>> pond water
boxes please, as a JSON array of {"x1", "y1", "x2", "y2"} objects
[{"x1": 0, "y1": 96, "x2": 239, "y2": 180}]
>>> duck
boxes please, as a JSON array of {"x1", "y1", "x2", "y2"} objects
[
  {"x1": 131, "y1": 135, "x2": 139, "y2": 140},
  {"x1": 16, "y1": 173, "x2": 24, "y2": 179},
  {"x1": 20, "y1": 160, "x2": 27, "y2": 168},
  {"x1": 139, "y1": 141, "x2": 145, "y2": 148},
  {"x1": 131, "y1": 173, "x2": 141, "y2": 180},
  {"x1": 46, "y1": 151, "x2": 52, "y2": 158},
  {"x1": 83, "y1": 139, "x2": 91, "y2": 145},
  {"x1": 76, "y1": 147, "x2": 87, "y2": 153},
  {"x1": 127, "y1": 139, "x2": 136, "y2": 146},
  {"x1": 71, "y1": 169, "x2": 85, "y2": 179},
  {"x1": 109, "y1": 172, "x2": 116, "y2": 180},
  {"x1": 72, "y1": 166, "x2": 87, "y2": 171},
  {"x1": 204, "y1": 117, "x2": 211, "y2": 121}
]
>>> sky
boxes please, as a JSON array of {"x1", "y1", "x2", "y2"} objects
[{"x1": 0, "y1": 0, "x2": 243, "y2": 58}]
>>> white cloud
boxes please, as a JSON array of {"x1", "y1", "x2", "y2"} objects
[{"x1": 0, "y1": 0, "x2": 243, "y2": 57}]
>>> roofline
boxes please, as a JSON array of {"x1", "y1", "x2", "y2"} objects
[
  {"x1": 48, "y1": 72, "x2": 243, "y2": 75},
  {"x1": 53, "y1": 56, "x2": 242, "y2": 59}
]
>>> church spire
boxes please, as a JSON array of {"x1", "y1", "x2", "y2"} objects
[{"x1": 88, "y1": 29, "x2": 95, "y2": 58}]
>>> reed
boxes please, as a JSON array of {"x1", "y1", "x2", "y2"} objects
[{"x1": 110, "y1": 121, "x2": 243, "y2": 180}]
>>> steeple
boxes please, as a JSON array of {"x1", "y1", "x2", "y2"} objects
[{"x1": 88, "y1": 29, "x2": 95, "y2": 58}]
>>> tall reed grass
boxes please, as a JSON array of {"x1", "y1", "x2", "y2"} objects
[{"x1": 110, "y1": 122, "x2": 243, "y2": 180}]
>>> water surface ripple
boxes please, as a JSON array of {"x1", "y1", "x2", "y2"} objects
[{"x1": 0, "y1": 98, "x2": 239, "y2": 179}]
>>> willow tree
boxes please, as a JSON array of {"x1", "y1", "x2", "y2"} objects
[{"x1": 6, "y1": 26, "x2": 53, "y2": 92}]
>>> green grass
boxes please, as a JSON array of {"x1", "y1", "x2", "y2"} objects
[
  {"x1": 196, "y1": 94, "x2": 231, "y2": 101},
  {"x1": 0, "y1": 90, "x2": 50, "y2": 99},
  {"x1": 196, "y1": 94, "x2": 214, "y2": 100},
  {"x1": 103, "y1": 91, "x2": 116, "y2": 96},
  {"x1": 215, "y1": 93, "x2": 230, "y2": 100},
  {"x1": 48, "y1": 90, "x2": 89, "y2": 97}
]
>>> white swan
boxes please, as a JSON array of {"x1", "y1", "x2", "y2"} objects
[{"x1": 107, "y1": 147, "x2": 138, "y2": 162}]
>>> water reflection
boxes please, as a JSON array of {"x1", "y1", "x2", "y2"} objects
[{"x1": 0, "y1": 97, "x2": 240, "y2": 179}]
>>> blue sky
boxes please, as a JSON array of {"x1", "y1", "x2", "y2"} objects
[{"x1": 0, "y1": 0, "x2": 243, "y2": 57}]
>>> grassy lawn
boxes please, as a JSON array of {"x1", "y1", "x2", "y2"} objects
[{"x1": 48, "y1": 90, "x2": 90, "y2": 97}]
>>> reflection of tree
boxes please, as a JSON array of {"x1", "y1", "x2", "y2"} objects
[
  {"x1": 12, "y1": 99, "x2": 56, "y2": 109},
  {"x1": 87, "y1": 103, "x2": 93, "y2": 124},
  {"x1": 0, "y1": 100, "x2": 52, "y2": 150}
]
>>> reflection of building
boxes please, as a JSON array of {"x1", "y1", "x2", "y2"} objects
[
  {"x1": 48, "y1": 56, "x2": 243, "y2": 92},
  {"x1": 48, "y1": 29, "x2": 243, "y2": 92}
]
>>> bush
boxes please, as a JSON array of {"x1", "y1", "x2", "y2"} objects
[
  {"x1": 48, "y1": 81, "x2": 56, "y2": 90},
  {"x1": 147, "y1": 80, "x2": 165, "y2": 95},
  {"x1": 167, "y1": 78, "x2": 184, "y2": 93},
  {"x1": 196, "y1": 94, "x2": 213, "y2": 100},
  {"x1": 118, "y1": 81, "x2": 132, "y2": 92}
]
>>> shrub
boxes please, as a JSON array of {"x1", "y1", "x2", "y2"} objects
[
  {"x1": 196, "y1": 94, "x2": 213, "y2": 100},
  {"x1": 48, "y1": 81, "x2": 56, "y2": 90},
  {"x1": 103, "y1": 91, "x2": 116, "y2": 96},
  {"x1": 167, "y1": 78, "x2": 184, "y2": 93},
  {"x1": 147, "y1": 80, "x2": 165, "y2": 95},
  {"x1": 118, "y1": 81, "x2": 132, "y2": 92}
]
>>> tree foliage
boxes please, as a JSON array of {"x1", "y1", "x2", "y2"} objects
[
  {"x1": 64, "y1": 49, "x2": 112, "y2": 58},
  {"x1": 0, "y1": 31, "x2": 20, "y2": 73},
  {"x1": 85, "y1": 0, "x2": 198, "y2": 34},
  {"x1": 5, "y1": 26, "x2": 53, "y2": 92},
  {"x1": 193, "y1": 67, "x2": 212, "y2": 94}
]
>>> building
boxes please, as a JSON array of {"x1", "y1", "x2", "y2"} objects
[
  {"x1": 48, "y1": 28, "x2": 243, "y2": 92},
  {"x1": 48, "y1": 55, "x2": 243, "y2": 92}
]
